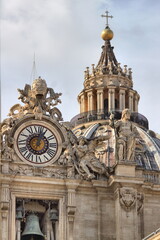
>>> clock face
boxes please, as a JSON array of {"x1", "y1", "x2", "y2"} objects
[{"x1": 14, "y1": 120, "x2": 62, "y2": 166}]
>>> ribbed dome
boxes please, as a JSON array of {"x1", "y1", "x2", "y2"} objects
[{"x1": 72, "y1": 122, "x2": 160, "y2": 171}]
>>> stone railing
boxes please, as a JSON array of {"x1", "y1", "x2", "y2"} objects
[
  {"x1": 70, "y1": 110, "x2": 149, "y2": 129},
  {"x1": 143, "y1": 171, "x2": 160, "y2": 184}
]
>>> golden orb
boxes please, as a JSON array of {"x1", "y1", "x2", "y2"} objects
[{"x1": 101, "y1": 28, "x2": 114, "y2": 41}]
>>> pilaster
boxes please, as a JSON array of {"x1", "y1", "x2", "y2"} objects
[
  {"x1": 65, "y1": 180, "x2": 80, "y2": 240},
  {"x1": 114, "y1": 186, "x2": 139, "y2": 240},
  {"x1": 114, "y1": 163, "x2": 144, "y2": 240},
  {"x1": 0, "y1": 183, "x2": 10, "y2": 240},
  {"x1": 80, "y1": 94, "x2": 85, "y2": 113}
]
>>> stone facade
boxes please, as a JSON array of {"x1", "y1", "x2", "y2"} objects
[{"x1": 0, "y1": 159, "x2": 160, "y2": 240}]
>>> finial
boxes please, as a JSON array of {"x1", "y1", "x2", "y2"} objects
[
  {"x1": 101, "y1": 10, "x2": 114, "y2": 41},
  {"x1": 85, "y1": 67, "x2": 90, "y2": 79},
  {"x1": 117, "y1": 63, "x2": 121, "y2": 76},
  {"x1": 91, "y1": 64, "x2": 96, "y2": 76},
  {"x1": 101, "y1": 10, "x2": 113, "y2": 28},
  {"x1": 123, "y1": 65, "x2": 127, "y2": 75},
  {"x1": 128, "y1": 68, "x2": 132, "y2": 80}
]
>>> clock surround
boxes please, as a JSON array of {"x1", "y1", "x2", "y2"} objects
[{"x1": 14, "y1": 119, "x2": 63, "y2": 166}]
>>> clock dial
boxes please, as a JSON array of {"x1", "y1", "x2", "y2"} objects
[{"x1": 14, "y1": 120, "x2": 62, "y2": 166}]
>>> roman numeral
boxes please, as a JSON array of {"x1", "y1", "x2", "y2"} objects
[
  {"x1": 38, "y1": 156, "x2": 42, "y2": 162},
  {"x1": 26, "y1": 152, "x2": 33, "y2": 160},
  {"x1": 49, "y1": 143, "x2": 57, "y2": 148},
  {"x1": 18, "y1": 139, "x2": 26, "y2": 145},
  {"x1": 44, "y1": 155, "x2": 49, "y2": 161},
  {"x1": 19, "y1": 146, "x2": 28, "y2": 153},
  {"x1": 47, "y1": 135, "x2": 55, "y2": 141},
  {"x1": 34, "y1": 155, "x2": 42, "y2": 162},
  {"x1": 20, "y1": 133, "x2": 29, "y2": 138},
  {"x1": 46, "y1": 148, "x2": 56, "y2": 158},
  {"x1": 34, "y1": 126, "x2": 38, "y2": 133},
  {"x1": 37, "y1": 126, "x2": 44, "y2": 133},
  {"x1": 26, "y1": 126, "x2": 34, "y2": 134}
]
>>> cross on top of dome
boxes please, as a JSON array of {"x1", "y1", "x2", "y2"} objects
[{"x1": 101, "y1": 10, "x2": 113, "y2": 27}]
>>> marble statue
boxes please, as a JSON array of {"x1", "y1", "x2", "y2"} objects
[
  {"x1": 110, "y1": 108, "x2": 138, "y2": 162},
  {"x1": 59, "y1": 124, "x2": 111, "y2": 180},
  {"x1": 75, "y1": 135, "x2": 111, "y2": 180}
]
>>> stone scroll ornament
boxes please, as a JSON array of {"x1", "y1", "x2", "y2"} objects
[{"x1": 109, "y1": 108, "x2": 139, "y2": 162}]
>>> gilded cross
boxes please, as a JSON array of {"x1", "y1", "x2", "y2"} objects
[{"x1": 101, "y1": 10, "x2": 113, "y2": 27}]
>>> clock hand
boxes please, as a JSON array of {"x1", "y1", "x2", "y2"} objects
[{"x1": 36, "y1": 131, "x2": 45, "y2": 146}]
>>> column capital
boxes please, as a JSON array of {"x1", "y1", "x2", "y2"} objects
[
  {"x1": 108, "y1": 85, "x2": 116, "y2": 89},
  {"x1": 108, "y1": 88, "x2": 115, "y2": 94},
  {"x1": 135, "y1": 93, "x2": 140, "y2": 100},
  {"x1": 86, "y1": 89, "x2": 94, "y2": 96},
  {"x1": 129, "y1": 89, "x2": 136, "y2": 96},
  {"x1": 119, "y1": 88, "x2": 126, "y2": 94},
  {"x1": 96, "y1": 87, "x2": 104, "y2": 92}
]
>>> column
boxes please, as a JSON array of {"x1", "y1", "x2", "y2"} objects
[
  {"x1": 87, "y1": 90, "x2": 94, "y2": 113},
  {"x1": 111, "y1": 89, "x2": 115, "y2": 111},
  {"x1": 129, "y1": 91, "x2": 134, "y2": 112},
  {"x1": 119, "y1": 89, "x2": 126, "y2": 111},
  {"x1": 97, "y1": 88, "x2": 104, "y2": 114},
  {"x1": 108, "y1": 89, "x2": 112, "y2": 112},
  {"x1": 108, "y1": 88, "x2": 115, "y2": 112}
]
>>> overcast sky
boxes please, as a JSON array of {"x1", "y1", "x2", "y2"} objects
[{"x1": 1, "y1": 0, "x2": 160, "y2": 134}]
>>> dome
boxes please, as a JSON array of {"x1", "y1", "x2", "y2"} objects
[
  {"x1": 72, "y1": 121, "x2": 160, "y2": 172},
  {"x1": 71, "y1": 11, "x2": 160, "y2": 174}
]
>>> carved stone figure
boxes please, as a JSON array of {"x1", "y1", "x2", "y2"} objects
[
  {"x1": 110, "y1": 109, "x2": 139, "y2": 161},
  {"x1": 137, "y1": 193, "x2": 143, "y2": 214},
  {"x1": 59, "y1": 124, "x2": 111, "y2": 180},
  {"x1": 9, "y1": 77, "x2": 63, "y2": 121},
  {"x1": 75, "y1": 135, "x2": 111, "y2": 180},
  {"x1": 58, "y1": 124, "x2": 77, "y2": 178},
  {"x1": 0, "y1": 121, "x2": 15, "y2": 160}
]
